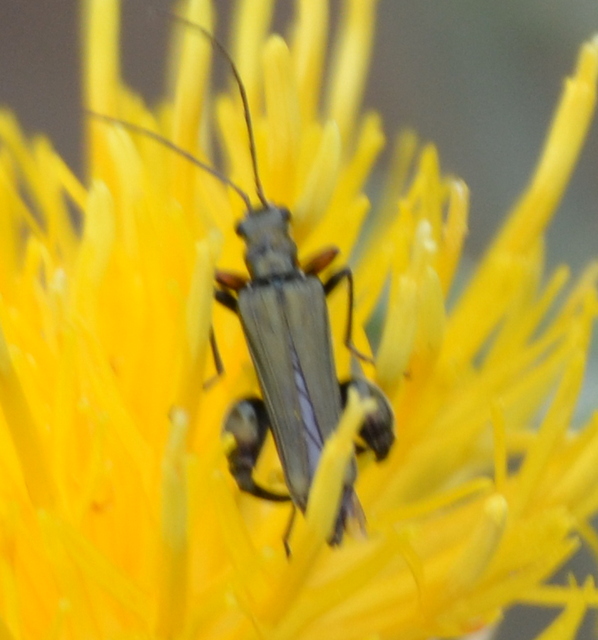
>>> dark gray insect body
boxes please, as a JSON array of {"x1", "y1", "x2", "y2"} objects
[
  {"x1": 216, "y1": 206, "x2": 394, "y2": 546},
  {"x1": 239, "y1": 275, "x2": 343, "y2": 502}
]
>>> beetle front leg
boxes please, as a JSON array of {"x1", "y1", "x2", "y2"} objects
[
  {"x1": 208, "y1": 277, "x2": 243, "y2": 385},
  {"x1": 215, "y1": 288, "x2": 239, "y2": 313},
  {"x1": 223, "y1": 398, "x2": 291, "y2": 502},
  {"x1": 341, "y1": 378, "x2": 395, "y2": 461},
  {"x1": 202, "y1": 328, "x2": 226, "y2": 389},
  {"x1": 204, "y1": 285, "x2": 240, "y2": 387}
]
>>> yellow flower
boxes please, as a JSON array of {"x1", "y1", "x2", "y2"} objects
[{"x1": 1, "y1": 0, "x2": 598, "y2": 638}]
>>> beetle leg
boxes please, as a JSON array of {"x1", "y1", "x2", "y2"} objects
[
  {"x1": 322, "y1": 268, "x2": 374, "y2": 364},
  {"x1": 208, "y1": 282, "x2": 238, "y2": 387},
  {"x1": 209, "y1": 328, "x2": 224, "y2": 375},
  {"x1": 216, "y1": 269, "x2": 248, "y2": 292},
  {"x1": 282, "y1": 505, "x2": 297, "y2": 557},
  {"x1": 203, "y1": 328, "x2": 225, "y2": 389},
  {"x1": 302, "y1": 246, "x2": 339, "y2": 275},
  {"x1": 215, "y1": 287, "x2": 239, "y2": 313},
  {"x1": 223, "y1": 398, "x2": 291, "y2": 502},
  {"x1": 340, "y1": 378, "x2": 395, "y2": 461},
  {"x1": 210, "y1": 277, "x2": 242, "y2": 385}
]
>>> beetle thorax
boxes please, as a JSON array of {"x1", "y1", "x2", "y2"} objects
[{"x1": 237, "y1": 207, "x2": 299, "y2": 280}]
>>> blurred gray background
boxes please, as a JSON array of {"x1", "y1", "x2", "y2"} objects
[
  {"x1": 1, "y1": 1, "x2": 597, "y2": 637},
  {"x1": 1, "y1": 0, "x2": 596, "y2": 264},
  {"x1": 1, "y1": 1, "x2": 596, "y2": 265}
]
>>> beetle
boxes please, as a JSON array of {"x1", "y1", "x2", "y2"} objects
[
  {"x1": 215, "y1": 204, "x2": 395, "y2": 546},
  {"x1": 90, "y1": 11, "x2": 395, "y2": 548}
]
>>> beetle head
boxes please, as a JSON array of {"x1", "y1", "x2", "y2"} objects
[{"x1": 236, "y1": 207, "x2": 299, "y2": 280}]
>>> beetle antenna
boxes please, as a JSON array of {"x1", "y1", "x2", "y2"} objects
[
  {"x1": 149, "y1": 5, "x2": 270, "y2": 210},
  {"x1": 87, "y1": 110, "x2": 252, "y2": 211}
]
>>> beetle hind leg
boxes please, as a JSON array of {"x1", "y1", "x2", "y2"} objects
[
  {"x1": 341, "y1": 379, "x2": 395, "y2": 461},
  {"x1": 223, "y1": 398, "x2": 291, "y2": 502}
]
